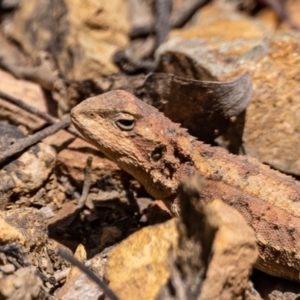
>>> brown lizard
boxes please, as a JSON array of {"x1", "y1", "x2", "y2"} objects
[{"x1": 71, "y1": 90, "x2": 300, "y2": 282}]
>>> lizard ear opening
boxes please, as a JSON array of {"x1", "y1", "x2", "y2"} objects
[
  {"x1": 114, "y1": 113, "x2": 136, "y2": 131},
  {"x1": 151, "y1": 146, "x2": 165, "y2": 162}
]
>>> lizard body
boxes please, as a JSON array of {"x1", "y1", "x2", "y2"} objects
[{"x1": 71, "y1": 90, "x2": 300, "y2": 282}]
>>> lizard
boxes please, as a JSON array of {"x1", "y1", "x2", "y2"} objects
[{"x1": 71, "y1": 89, "x2": 300, "y2": 283}]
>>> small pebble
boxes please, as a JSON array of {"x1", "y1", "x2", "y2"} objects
[
  {"x1": 0, "y1": 263, "x2": 15, "y2": 274},
  {"x1": 40, "y1": 206, "x2": 55, "y2": 218}
]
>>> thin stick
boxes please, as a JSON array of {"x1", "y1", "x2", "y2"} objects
[
  {"x1": 112, "y1": 50, "x2": 156, "y2": 74},
  {"x1": 170, "y1": 0, "x2": 208, "y2": 28},
  {"x1": 57, "y1": 248, "x2": 120, "y2": 300},
  {"x1": 61, "y1": 156, "x2": 93, "y2": 227},
  {"x1": 129, "y1": 0, "x2": 207, "y2": 39},
  {"x1": 155, "y1": 0, "x2": 172, "y2": 48},
  {"x1": 0, "y1": 90, "x2": 82, "y2": 138},
  {"x1": 78, "y1": 156, "x2": 93, "y2": 209},
  {"x1": 66, "y1": 156, "x2": 93, "y2": 226},
  {"x1": 0, "y1": 115, "x2": 71, "y2": 163}
]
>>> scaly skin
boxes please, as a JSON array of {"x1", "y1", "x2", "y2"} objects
[{"x1": 71, "y1": 90, "x2": 300, "y2": 282}]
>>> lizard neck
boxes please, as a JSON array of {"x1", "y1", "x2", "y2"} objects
[{"x1": 140, "y1": 127, "x2": 198, "y2": 200}]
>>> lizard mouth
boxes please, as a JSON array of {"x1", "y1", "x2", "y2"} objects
[
  {"x1": 70, "y1": 107, "x2": 86, "y2": 133},
  {"x1": 70, "y1": 109, "x2": 107, "y2": 153},
  {"x1": 70, "y1": 113, "x2": 81, "y2": 134},
  {"x1": 70, "y1": 109, "x2": 89, "y2": 141},
  {"x1": 70, "y1": 106, "x2": 79, "y2": 124}
]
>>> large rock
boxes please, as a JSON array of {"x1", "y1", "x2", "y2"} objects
[
  {"x1": 104, "y1": 177, "x2": 257, "y2": 300},
  {"x1": 156, "y1": 4, "x2": 300, "y2": 175},
  {"x1": 0, "y1": 69, "x2": 50, "y2": 131},
  {"x1": 6, "y1": 0, "x2": 129, "y2": 80},
  {"x1": 56, "y1": 136, "x2": 122, "y2": 184},
  {"x1": 0, "y1": 123, "x2": 56, "y2": 209}
]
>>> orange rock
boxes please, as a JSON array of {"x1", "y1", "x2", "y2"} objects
[
  {"x1": 222, "y1": 35, "x2": 300, "y2": 175},
  {"x1": 7, "y1": 0, "x2": 130, "y2": 80},
  {"x1": 105, "y1": 219, "x2": 178, "y2": 300},
  {"x1": 0, "y1": 216, "x2": 25, "y2": 245},
  {"x1": 0, "y1": 69, "x2": 51, "y2": 131},
  {"x1": 56, "y1": 137, "x2": 121, "y2": 184},
  {"x1": 104, "y1": 198, "x2": 257, "y2": 300},
  {"x1": 157, "y1": 4, "x2": 300, "y2": 175}
]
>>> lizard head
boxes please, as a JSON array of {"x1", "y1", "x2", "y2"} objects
[{"x1": 71, "y1": 90, "x2": 194, "y2": 201}]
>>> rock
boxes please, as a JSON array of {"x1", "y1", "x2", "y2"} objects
[
  {"x1": 0, "y1": 216, "x2": 25, "y2": 245},
  {"x1": 104, "y1": 177, "x2": 257, "y2": 300},
  {"x1": 135, "y1": 197, "x2": 153, "y2": 214},
  {"x1": 256, "y1": 0, "x2": 300, "y2": 32},
  {"x1": 0, "y1": 123, "x2": 56, "y2": 208},
  {"x1": 222, "y1": 34, "x2": 300, "y2": 176},
  {"x1": 156, "y1": 4, "x2": 300, "y2": 175},
  {"x1": 98, "y1": 226, "x2": 122, "y2": 250},
  {"x1": 0, "y1": 69, "x2": 51, "y2": 131},
  {"x1": 0, "y1": 266, "x2": 42, "y2": 300},
  {"x1": 85, "y1": 190, "x2": 121, "y2": 210},
  {"x1": 47, "y1": 201, "x2": 78, "y2": 233},
  {"x1": 105, "y1": 219, "x2": 178, "y2": 300},
  {"x1": 0, "y1": 207, "x2": 48, "y2": 250},
  {"x1": 7, "y1": 0, "x2": 129, "y2": 80},
  {"x1": 144, "y1": 200, "x2": 172, "y2": 224},
  {"x1": 0, "y1": 264, "x2": 16, "y2": 275},
  {"x1": 0, "y1": 173, "x2": 15, "y2": 210},
  {"x1": 39, "y1": 206, "x2": 54, "y2": 219},
  {"x1": 42, "y1": 129, "x2": 75, "y2": 151},
  {"x1": 4, "y1": 142, "x2": 56, "y2": 194},
  {"x1": 156, "y1": 5, "x2": 269, "y2": 80},
  {"x1": 0, "y1": 121, "x2": 27, "y2": 151},
  {"x1": 251, "y1": 269, "x2": 300, "y2": 300},
  {"x1": 66, "y1": 244, "x2": 86, "y2": 283},
  {"x1": 56, "y1": 137, "x2": 122, "y2": 184},
  {"x1": 32, "y1": 173, "x2": 69, "y2": 211},
  {"x1": 198, "y1": 200, "x2": 258, "y2": 300},
  {"x1": 55, "y1": 251, "x2": 107, "y2": 300},
  {"x1": 173, "y1": 176, "x2": 258, "y2": 300}
]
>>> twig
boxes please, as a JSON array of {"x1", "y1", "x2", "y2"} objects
[
  {"x1": 64, "y1": 156, "x2": 93, "y2": 226},
  {"x1": 129, "y1": 0, "x2": 207, "y2": 39},
  {"x1": 155, "y1": 0, "x2": 172, "y2": 48},
  {"x1": 170, "y1": 0, "x2": 208, "y2": 28},
  {"x1": 129, "y1": 25, "x2": 153, "y2": 39},
  {"x1": 0, "y1": 115, "x2": 71, "y2": 163},
  {"x1": 57, "y1": 248, "x2": 120, "y2": 300},
  {"x1": 53, "y1": 267, "x2": 70, "y2": 282},
  {"x1": 0, "y1": 242, "x2": 30, "y2": 266},
  {"x1": 0, "y1": 90, "x2": 82, "y2": 138},
  {"x1": 112, "y1": 50, "x2": 156, "y2": 74},
  {"x1": 78, "y1": 156, "x2": 93, "y2": 209},
  {"x1": 128, "y1": 0, "x2": 154, "y2": 38}
]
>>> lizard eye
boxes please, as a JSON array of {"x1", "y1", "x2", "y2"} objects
[{"x1": 114, "y1": 113, "x2": 135, "y2": 131}]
